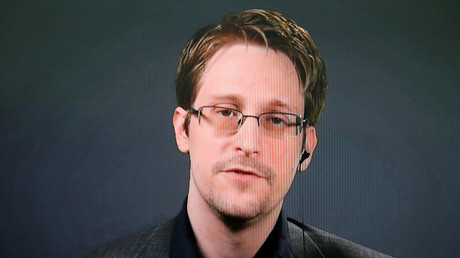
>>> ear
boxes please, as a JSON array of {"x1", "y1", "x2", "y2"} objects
[
  {"x1": 299, "y1": 126, "x2": 317, "y2": 171},
  {"x1": 173, "y1": 107, "x2": 190, "y2": 153}
]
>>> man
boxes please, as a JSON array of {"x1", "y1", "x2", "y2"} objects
[{"x1": 88, "y1": 9, "x2": 390, "y2": 257}]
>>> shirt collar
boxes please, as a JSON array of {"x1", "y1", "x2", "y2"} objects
[{"x1": 169, "y1": 198, "x2": 293, "y2": 258}]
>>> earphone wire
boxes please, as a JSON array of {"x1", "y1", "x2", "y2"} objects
[{"x1": 298, "y1": 157, "x2": 325, "y2": 258}]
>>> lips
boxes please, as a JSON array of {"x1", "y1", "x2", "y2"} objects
[
  {"x1": 212, "y1": 157, "x2": 273, "y2": 182},
  {"x1": 223, "y1": 168, "x2": 264, "y2": 178}
]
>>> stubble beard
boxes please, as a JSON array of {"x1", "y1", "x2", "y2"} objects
[
  {"x1": 207, "y1": 186, "x2": 270, "y2": 223},
  {"x1": 205, "y1": 156, "x2": 277, "y2": 225}
]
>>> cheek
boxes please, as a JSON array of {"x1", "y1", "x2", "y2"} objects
[
  {"x1": 264, "y1": 139, "x2": 302, "y2": 171},
  {"x1": 188, "y1": 126, "x2": 228, "y2": 171},
  {"x1": 263, "y1": 139, "x2": 301, "y2": 198}
]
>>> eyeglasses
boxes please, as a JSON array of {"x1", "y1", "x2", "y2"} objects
[{"x1": 188, "y1": 106, "x2": 307, "y2": 138}]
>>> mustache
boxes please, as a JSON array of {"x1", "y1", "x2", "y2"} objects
[{"x1": 212, "y1": 156, "x2": 275, "y2": 181}]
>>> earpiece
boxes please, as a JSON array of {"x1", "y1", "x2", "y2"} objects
[{"x1": 299, "y1": 150, "x2": 310, "y2": 164}]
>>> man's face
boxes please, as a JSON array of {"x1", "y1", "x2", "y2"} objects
[{"x1": 174, "y1": 42, "x2": 315, "y2": 220}]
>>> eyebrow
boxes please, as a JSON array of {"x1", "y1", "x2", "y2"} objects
[
  {"x1": 208, "y1": 94, "x2": 299, "y2": 113},
  {"x1": 208, "y1": 94, "x2": 243, "y2": 106},
  {"x1": 265, "y1": 99, "x2": 297, "y2": 113}
]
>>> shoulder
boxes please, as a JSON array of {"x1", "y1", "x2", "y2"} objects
[
  {"x1": 287, "y1": 217, "x2": 392, "y2": 258},
  {"x1": 82, "y1": 219, "x2": 174, "y2": 258}
]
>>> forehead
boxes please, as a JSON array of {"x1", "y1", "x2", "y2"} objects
[{"x1": 196, "y1": 43, "x2": 304, "y2": 113}]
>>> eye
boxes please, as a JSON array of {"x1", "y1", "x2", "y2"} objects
[
  {"x1": 266, "y1": 114, "x2": 288, "y2": 126},
  {"x1": 269, "y1": 116, "x2": 283, "y2": 125},
  {"x1": 218, "y1": 108, "x2": 237, "y2": 117}
]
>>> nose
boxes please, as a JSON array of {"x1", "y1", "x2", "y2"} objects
[{"x1": 234, "y1": 116, "x2": 261, "y2": 156}]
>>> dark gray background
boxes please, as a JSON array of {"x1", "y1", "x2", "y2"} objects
[{"x1": 1, "y1": 1, "x2": 459, "y2": 257}]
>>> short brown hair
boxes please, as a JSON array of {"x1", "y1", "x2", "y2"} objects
[{"x1": 175, "y1": 9, "x2": 327, "y2": 130}]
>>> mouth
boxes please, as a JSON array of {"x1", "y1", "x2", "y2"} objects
[{"x1": 223, "y1": 168, "x2": 264, "y2": 179}]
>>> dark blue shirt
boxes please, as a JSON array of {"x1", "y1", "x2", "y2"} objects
[{"x1": 169, "y1": 200, "x2": 294, "y2": 258}]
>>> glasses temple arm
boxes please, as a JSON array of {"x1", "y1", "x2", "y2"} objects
[{"x1": 188, "y1": 108, "x2": 199, "y2": 114}]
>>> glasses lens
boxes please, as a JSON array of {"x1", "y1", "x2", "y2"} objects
[
  {"x1": 260, "y1": 113, "x2": 299, "y2": 138},
  {"x1": 200, "y1": 107, "x2": 242, "y2": 133}
]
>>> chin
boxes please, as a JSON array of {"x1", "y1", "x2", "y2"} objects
[{"x1": 208, "y1": 190, "x2": 271, "y2": 223}]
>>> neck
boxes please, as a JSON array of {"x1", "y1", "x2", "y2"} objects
[{"x1": 187, "y1": 183, "x2": 282, "y2": 258}]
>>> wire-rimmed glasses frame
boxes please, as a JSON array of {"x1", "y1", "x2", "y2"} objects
[{"x1": 188, "y1": 106, "x2": 307, "y2": 138}]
